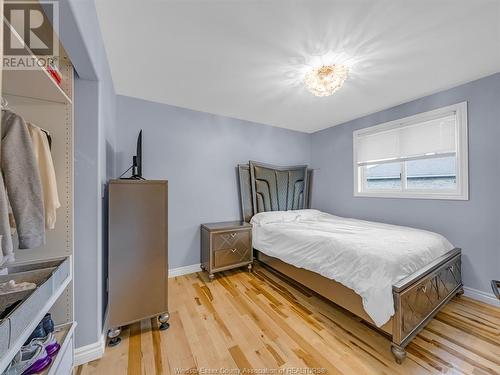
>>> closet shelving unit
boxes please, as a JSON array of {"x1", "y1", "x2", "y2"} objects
[{"x1": 0, "y1": 14, "x2": 75, "y2": 375}]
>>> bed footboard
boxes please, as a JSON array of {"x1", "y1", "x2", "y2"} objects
[{"x1": 391, "y1": 248, "x2": 462, "y2": 363}]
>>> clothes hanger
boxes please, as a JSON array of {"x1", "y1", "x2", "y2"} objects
[
  {"x1": 1, "y1": 97, "x2": 9, "y2": 110},
  {"x1": 0, "y1": 97, "x2": 52, "y2": 150},
  {"x1": 40, "y1": 128, "x2": 52, "y2": 150}
]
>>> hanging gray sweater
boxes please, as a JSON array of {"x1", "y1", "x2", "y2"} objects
[{"x1": 1, "y1": 110, "x2": 45, "y2": 259}]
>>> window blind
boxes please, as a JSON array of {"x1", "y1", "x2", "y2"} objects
[{"x1": 356, "y1": 113, "x2": 457, "y2": 165}]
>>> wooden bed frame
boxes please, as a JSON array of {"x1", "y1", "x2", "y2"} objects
[{"x1": 238, "y1": 161, "x2": 463, "y2": 364}]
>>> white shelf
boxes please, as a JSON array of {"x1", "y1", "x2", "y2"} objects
[{"x1": 2, "y1": 24, "x2": 71, "y2": 104}]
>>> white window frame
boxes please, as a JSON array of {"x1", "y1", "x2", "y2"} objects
[{"x1": 353, "y1": 102, "x2": 469, "y2": 200}]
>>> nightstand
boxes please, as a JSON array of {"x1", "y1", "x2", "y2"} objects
[{"x1": 201, "y1": 221, "x2": 253, "y2": 281}]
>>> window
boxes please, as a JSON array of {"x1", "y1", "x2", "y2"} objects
[{"x1": 353, "y1": 102, "x2": 468, "y2": 200}]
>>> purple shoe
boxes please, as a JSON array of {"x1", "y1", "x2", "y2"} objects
[
  {"x1": 22, "y1": 353, "x2": 51, "y2": 375},
  {"x1": 4, "y1": 343, "x2": 51, "y2": 375},
  {"x1": 45, "y1": 342, "x2": 60, "y2": 357},
  {"x1": 31, "y1": 332, "x2": 60, "y2": 357}
]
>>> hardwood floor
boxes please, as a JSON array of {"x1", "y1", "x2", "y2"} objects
[{"x1": 76, "y1": 264, "x2": 500, "y2": 375}]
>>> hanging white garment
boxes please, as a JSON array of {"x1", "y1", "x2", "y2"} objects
[{"x1": 27, "y1": 123, "x2": 61, "y2": 230}]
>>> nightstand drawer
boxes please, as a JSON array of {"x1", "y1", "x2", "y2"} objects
[
  {"x1": 212, "y1": 230, "x2": 250, "y2": 251},
  {"x1": 201, "y1": 221, "x2": 253, "y2": 281},
  {"x1": 214, "y1": 246, "x2": 251, "y2": 268}
]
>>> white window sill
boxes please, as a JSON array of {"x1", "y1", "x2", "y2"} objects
[{"x1": 353, "y1": 191, "x2": 469, "y2": 200}]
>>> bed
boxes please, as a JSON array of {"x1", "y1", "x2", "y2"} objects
[{"x1": 238, "y1": 161, "x2": 463, "y2": 364}]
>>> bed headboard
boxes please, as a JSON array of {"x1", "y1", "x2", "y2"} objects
[{"x1": 238, "y1": 161, "x2": 312, "y2": 222}]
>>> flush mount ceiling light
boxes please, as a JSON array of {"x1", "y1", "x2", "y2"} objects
[{"x1": 304, "y1": 64, "x2": 349, "y2": 97}]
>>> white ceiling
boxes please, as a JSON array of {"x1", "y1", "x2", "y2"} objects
[{"x1": 96, "y1": 0, "x2": 500, "y2": 133}]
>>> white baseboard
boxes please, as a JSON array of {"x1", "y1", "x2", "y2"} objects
[
  {"x1": 169, "y1": 263, "x2": 201, "y2": 277},
  {"x1": 464, "y1": 286, "x2": 500, "y2": 307},
  {"x1": 74, "y1": 334, "x2": 105, "y2": 367}
]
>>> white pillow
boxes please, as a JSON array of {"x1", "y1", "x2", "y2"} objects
[
  {"x1": 250, "y1": 211, "x2": 298, "y2": 225},
  {"x1": 251, "y1": 209, "x2": 323, "y2": 225}
]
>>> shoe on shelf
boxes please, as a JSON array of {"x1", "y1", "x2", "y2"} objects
[
  {"x1": 23, "y1": 324, "x2": 46, "y2": 347},
  {"x1": 30, "y1": 332, "x2": 60, "y2": 357},
  {"x1": 23, "y1": 313, "x2": 55, "y2": 346},
  {"x1": 4, "y1": 343, "x2": 51, "y2": 375},
  {"x1": 42, "y1": 314, "x2": 54, "y2": 334}
]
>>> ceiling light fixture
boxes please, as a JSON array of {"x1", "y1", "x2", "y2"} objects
[{"x1": 304, "y1": 64, "x2": 349, "y2": 97}]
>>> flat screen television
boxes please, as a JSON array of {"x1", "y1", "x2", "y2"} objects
[{"x1": 131, "y1": 130, "x2": 143, "y2": 179}]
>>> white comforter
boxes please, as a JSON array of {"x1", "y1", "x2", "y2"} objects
[{"x1": 251, "y1": 209, "x2": 453, "y2": 327}]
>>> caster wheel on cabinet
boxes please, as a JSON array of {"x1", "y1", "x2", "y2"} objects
[
  {"x1": 108, "y1": 337, "x2": 122, "y2": 347},
  {"x1": 158, "y1": 312, "x2": 170, "y2": 330},
  {"x1": 107, "y1": 327, "x2": 122, "y2": 347}
]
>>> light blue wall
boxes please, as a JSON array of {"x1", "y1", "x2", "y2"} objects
[
  {"x1": 311, "y1": 73, "x2": 500, "y2": 294},
  {"x1": 116, "y1": 95, "x2": 311, "y2": 269},
  {"x1": 56, "y1": 0, "x2": 117, "y2": 348},
  {"x1": 116, "y1": 73, "x2": 500, "y2": 295}
]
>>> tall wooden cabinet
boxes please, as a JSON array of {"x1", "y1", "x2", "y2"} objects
[{"x1": 107, "y1": 180, "x2": 169, "y2": 344}]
